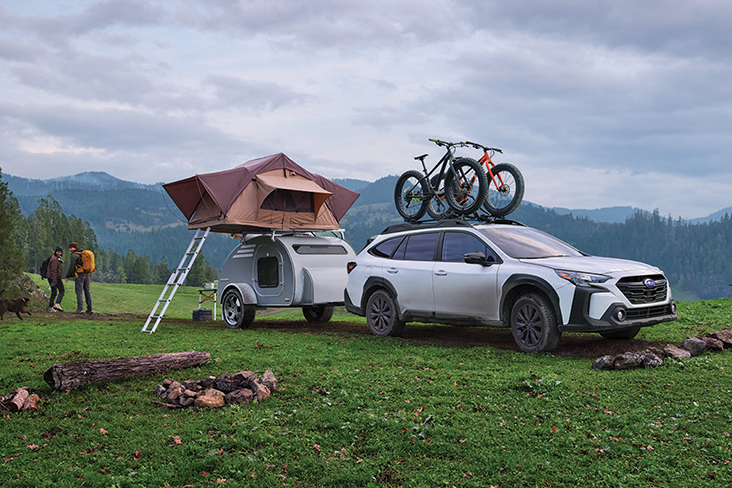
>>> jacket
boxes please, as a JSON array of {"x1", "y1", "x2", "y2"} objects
[{"x1": 48, "y1": 255, "x2": 63, "y2": 283}]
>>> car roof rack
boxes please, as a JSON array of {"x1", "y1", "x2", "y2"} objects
[{"x1": 380, "y1": 216, "x2": 525, "y2": 235}]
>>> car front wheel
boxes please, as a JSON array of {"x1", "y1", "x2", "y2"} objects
[
  {"x1": 510, "y1": 293, "x2": 561, "y2": 353},
  {"x1": 366, "y1": 290, "x2": 405, "y2": 337},
  {"x1": 222, "y1": 288, "x2": 255, "y2": 329}
]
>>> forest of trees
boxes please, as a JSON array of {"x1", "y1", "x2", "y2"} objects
[{"x1": 0, "y1": 169, "x2": 217, "y2": 289}]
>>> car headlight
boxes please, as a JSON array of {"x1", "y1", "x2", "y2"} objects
[{"x1": 555, "y1": 270, "x2": 610, "y2": 286}]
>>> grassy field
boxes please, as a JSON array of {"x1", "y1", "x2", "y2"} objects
[{"x1": 1, "y1": 276, "x2": 731, "y2": 487}]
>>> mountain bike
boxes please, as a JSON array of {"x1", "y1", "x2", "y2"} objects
[
  {"x1": 394, "y1": 139, "x2": 488, "y2": 221},
  {"x1": 462, "y1": 141, "x2": 524, "y2": 217}
]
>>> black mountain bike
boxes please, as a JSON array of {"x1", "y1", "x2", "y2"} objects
[{"x1": 394, "y1": 139, "x2": 488, "y2": 221}]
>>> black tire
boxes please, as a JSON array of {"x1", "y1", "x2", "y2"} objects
[
  {"x1": 302, "y1": 305, "x2": 335, "y2": 323},
  {"x1": 483, "y1": 163, "x2": 525, "y2": 217},
  {"x1": 600, "y1": 326, "x2": 641, "y2": 340},
  {"x1": 444, "y1": 157, "x2": 488, "y2": 215},
  {"x1": 426, "y1": 175, "x2": 449, "y2": 219},
  {"x1": 394, "y1": 170, "x2": 429, "y2": 221},
  {"x1": 221, "y1": 288, "x2": 255, "y2": 329},
  {"x1": 510, "y1": 293, "x2": 561, "y2": 353},
  {"x1": 366, "y1": 289, "x2": 405, "y2": 337}
]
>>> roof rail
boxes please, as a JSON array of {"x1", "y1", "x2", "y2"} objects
[{"x1": 380, "y1": 216, "x2": 525, "y2": 235}]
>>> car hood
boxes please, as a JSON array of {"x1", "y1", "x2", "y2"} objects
[{"x1": 521, "y1": 256, "x2": 662, "y2": 276}]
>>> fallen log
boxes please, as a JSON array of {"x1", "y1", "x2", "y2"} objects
[{"x1": 43, "y1": 351, "x2": 210, "y2": 391}]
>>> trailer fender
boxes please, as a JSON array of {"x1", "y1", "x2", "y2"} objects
[{"x1": 222, "y1": 283, "x2": 258, "y2": 306}]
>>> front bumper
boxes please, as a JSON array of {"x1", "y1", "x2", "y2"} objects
[{"x1": 559, "y1": 286, "x2": 678, "y2": 333}]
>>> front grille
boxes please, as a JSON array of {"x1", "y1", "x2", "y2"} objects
[
  {"x1": 616, "y1": 274, "x2": 668, "y2": 304},
  {"x1": 626, "y1": 304, "x2": 673, "y2": 320}
]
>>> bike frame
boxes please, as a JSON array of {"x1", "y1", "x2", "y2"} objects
[
  {"x1": 463, "y1": 141, "x2": 507, "y2": 190},
  {"x1": 410, "y1": 140, "x2": 463, "y2": 198}
]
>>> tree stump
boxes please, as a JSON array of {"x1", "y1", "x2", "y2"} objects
[{"x1": 43, "y1": 351, "x2": 210, "y2": 391}]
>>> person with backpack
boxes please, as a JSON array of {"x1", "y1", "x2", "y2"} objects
[
  {"x1": 44, "y1": 246, "x2": 65, "y2": 312},
  {"x1": 65, "y1": 242, "x2": 94, "y2": 314}
]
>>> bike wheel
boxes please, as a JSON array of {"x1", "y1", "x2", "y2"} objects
[
  {"x1": 483, "y1": 163, "x2": 524, "y2": 218},
  {"x1": 426, "y1": 175, "x2": 449, "y2": 219},
  {"x1": 394, "y1": 170, "x2": 429, "y2": 221},
  {"x1": 444, "y1": 157, "x2": 488, "y2": 215}
]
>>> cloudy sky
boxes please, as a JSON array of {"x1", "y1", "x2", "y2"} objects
[{"x1": 1, "y1": 0, "x2": 731, "y2": 218}]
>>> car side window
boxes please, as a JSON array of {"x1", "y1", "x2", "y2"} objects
[
  {"x1": 369, "y1": 237, "x2": 403, "y2": 258},
  {"x1": 441, "y1": 232, "x2": 492, "y2": 262},
  {"x1": 398, "y1": 232, "x2": 439, "y2": 261}
]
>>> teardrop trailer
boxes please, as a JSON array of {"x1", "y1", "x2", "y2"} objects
[
  {"x1": 142, "y1": 153, "x2": 360, "y2": 333},
  {"x1": 218, "y1": 230, "x2": 356, "y2": 328}
]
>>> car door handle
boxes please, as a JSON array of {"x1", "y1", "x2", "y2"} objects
[
  {"x1": 387, "y1": 268, "x2": 398, "y2": 274},
  {"x1": 434, "y1": 270, "x2": 447, "y2": 276}
]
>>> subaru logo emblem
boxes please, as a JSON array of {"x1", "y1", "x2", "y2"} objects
[{"x1": 644, "y1": 278, "x2": 656, "y2": 288}]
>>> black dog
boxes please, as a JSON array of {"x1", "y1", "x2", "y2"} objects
[{"x1": 0, "y1": 290, "x2": 32, "y2": 320}]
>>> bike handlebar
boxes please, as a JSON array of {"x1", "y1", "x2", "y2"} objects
[
  {"x1": 462, "y1": 140, "x2": 502, "y2": 153},
  {"x1": 428, "y1": 138, "x2": 502, "y2": 153}
]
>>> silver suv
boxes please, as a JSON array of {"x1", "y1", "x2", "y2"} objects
[{"x1": 345, "y1": 220, "x2": 677, "y2": 353}]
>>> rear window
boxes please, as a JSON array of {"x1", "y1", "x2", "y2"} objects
[
  {"x1": 392, "y1": 233, "x2": 439, "y2": 261},
  {"x1": 293, "y1": 244, "x2": 348, "y2": 255}
]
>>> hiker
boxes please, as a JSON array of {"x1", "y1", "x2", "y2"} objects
[
  {"x1": 47, "y1": 246, "x2": 65, "y2": 312},
  {"x1": 65, "y1": 242, "x2": 93, "y2": 314}
]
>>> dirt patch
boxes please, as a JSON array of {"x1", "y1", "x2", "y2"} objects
[{"x1": 35, "y1": 311, "x2": 666, "y2": 359}]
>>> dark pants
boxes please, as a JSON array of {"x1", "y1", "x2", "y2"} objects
[
  {"x1": 48, "y1": 279, "x2": 65, "y2": 307},
  {"x1": 74, "y1": 273, "x2": 92, "y2": 312}
]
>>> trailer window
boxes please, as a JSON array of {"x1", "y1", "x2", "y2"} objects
[
  {"x1": 257, "y1": 256, "x2": 279, "y2": 288},
  {"x1": 293, "y1": 244, "x2": 348, "y2": 255}
]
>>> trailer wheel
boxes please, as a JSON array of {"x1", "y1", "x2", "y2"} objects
[
  {"x1": 302, "y1": 305, "x2": 335, "y2": 323},
  {"x1": 222, "y1": 288, "x2": 255, "y2": 329}
]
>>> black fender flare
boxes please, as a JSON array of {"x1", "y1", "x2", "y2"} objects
[
  {"x1": 500, "y1": 274, "x2": 562, "y2": 325},
  {"x1": 361, "y1": 276, "x2": 400, "y2": 313}
]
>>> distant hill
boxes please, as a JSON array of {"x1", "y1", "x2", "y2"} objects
[
  {"x1": 551, "y1": 206, "x2": 637, "y2": 224},
  {"x1": 4, "y1": 171, "x2": 153, "y2": 195},
  {"x1": 332, "y1": 178, "x2": 371, "y2": 192}
]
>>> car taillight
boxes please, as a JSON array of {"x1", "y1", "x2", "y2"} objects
[{"x1": 347, "y1": 262, "x2": 357, "y2": 274}]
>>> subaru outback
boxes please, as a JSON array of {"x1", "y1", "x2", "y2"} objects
[{"x1": 345, "y1": 219, "x2": 677, "y2": 353}]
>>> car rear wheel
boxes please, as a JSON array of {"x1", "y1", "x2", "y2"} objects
[
  {"x1": 222, "y1": 288, "x2": 255, "y2": 329},
  {"x1": 366, "y1": 290, "x2": 405, "y2": 337},
  {"x1": 600, "y1": 326, "x2": 641, "y2": 340},
  {"x1": 302, "y1": 305, "x2": 335, "y2": 323},
  {"x1": 510, "y1": 293, "x2": 561, "y2": 353}
]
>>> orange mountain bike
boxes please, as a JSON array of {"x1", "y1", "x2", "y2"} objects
[{"x1": 463, "y1": 141, "x2": 524, "y2": 217}]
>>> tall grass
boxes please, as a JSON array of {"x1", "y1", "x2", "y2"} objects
[{"x1": 1, "y1": 277, "x2": 731, "y2": 486}]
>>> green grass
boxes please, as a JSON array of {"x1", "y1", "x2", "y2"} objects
[{"x1": 1, "y1": 278, "x2": 732, "y2": 487}]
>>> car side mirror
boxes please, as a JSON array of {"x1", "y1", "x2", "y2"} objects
[{"x1": 464, "y1": 252, "x2": 495, "y2": 266}]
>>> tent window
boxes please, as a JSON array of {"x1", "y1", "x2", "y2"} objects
[
  {"x1": 257, "y1": 256, "x2": 279, "y2": 288},
  {"x1": 261, "y1": 190, "x2": 314, "y2": 213}
]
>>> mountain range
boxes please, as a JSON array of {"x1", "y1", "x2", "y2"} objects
[{"x1": 5, "y1": 170, "x2": 732, "y2": 300}]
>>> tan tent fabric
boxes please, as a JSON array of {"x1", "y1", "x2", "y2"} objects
[{"x1": 164, "y1": 153, "x2": 359, "y2": 233}]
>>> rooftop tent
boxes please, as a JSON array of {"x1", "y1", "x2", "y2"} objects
[{"x1": 163, "y1": 153, "x2": 360, "y2": 232}]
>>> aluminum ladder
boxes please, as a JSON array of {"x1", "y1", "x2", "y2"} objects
[{"x1": 141, "y1": 227, "x2": 210, "y2": 333}]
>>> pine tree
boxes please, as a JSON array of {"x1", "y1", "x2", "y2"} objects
[{"x1": 0, "y1": 168, "x2": 25, "y2": 289}]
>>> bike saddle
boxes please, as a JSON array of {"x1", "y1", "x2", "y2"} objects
[{"x1": 414, "y1": 154, "x2": 428, "y2": 161}]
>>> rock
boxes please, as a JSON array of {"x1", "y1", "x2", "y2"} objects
[
  {"x1": 155, "y1": 384, "x2": 167, "y2": 397},
  {"x1": 200, "y1": 376, "x2": 217, "y2": 389},
  {"x1": 664, "y1": 345, "x2": 691, "y2": 359},
  {"x1": 613, "y1": 353, "x2": 644, "y2": 370},
  {"x1": 215, "y1": 374, "x2": 238, "y2": 393},
  {"x1": 10, "y1": 274, "x2": 46, "y2": 302},
  {"x1": 592, "y1": 355, "x2": 615, "y2": 370},
  {"x1": 183, "y1": 389, "x2": 198, "y2": 398},
  {"x1": 225, "y1": 388, "x2": 254, "y2": 405},
  {"x1": 178, "y1": 396, "x2": 196, "y2": 407},
  {"x1": 232, "y1": 371, "x2": 257, "y2": 388},
  {"x1": 260, "y1": 369, "x2": 278, "y2": 392},
  {"x1": 641, "y1": 350, "x2": 663, "y2": 368},
  {"x1": 194, "y1": 389, "x2": 225, "y2": 408},
  {"x1": 253, "y1": 381, "x2": 271, "y2": 402},
  {"x1": 699, "y1": 336, "x2": 725, "y2": 352},
  {"x1": 163, "y1": 379, "x2": 174, "y2": 387},
  {"x1": 708, "y1": 329, "x2": 732, "y2": 348},
  {"x1": 680, "y1": 337, "x2": 708, "y2": 357},
  {"x1": 166, "y1": 386, "x2": 184, "y2": 402}
]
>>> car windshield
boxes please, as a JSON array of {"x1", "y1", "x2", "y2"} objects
[{"x1": 478, "y1": 226, "x2": 585, "y2": 259}]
